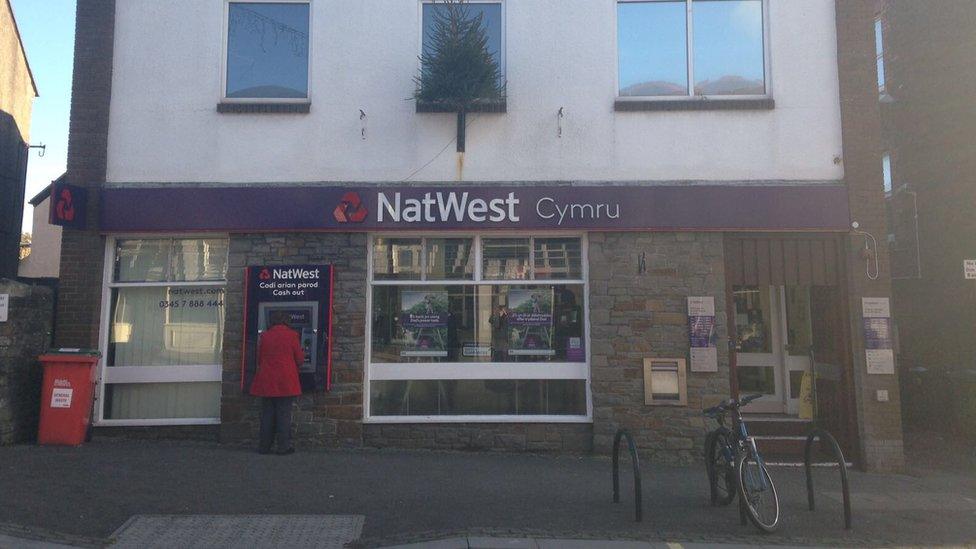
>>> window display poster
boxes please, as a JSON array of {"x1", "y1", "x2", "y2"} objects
[
  {"x1": 866, "y1": 349, "x2": 895, "y2": 375},
  {"x1": 861, "y1": 297, "x2": 894, "y2": 374},
  {"x1": 243, "y1": 264, "x2": 334, "y2": 392},
  {"x1": 399, "y1": 290, "x2": 449, "y2": 357},
  {"x1": 863, "y1": 317, "x2": 892, "y2": 349},
  {"x1": 507, "y1": 289, "x2": 555, "y2": 356},
  {"x1": 688, "y1": 296, "x2": 718, "y2": 372}
]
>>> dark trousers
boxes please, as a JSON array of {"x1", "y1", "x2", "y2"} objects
[{"x1": 259, "y1": 396, "x2": 295, "y2": 452}]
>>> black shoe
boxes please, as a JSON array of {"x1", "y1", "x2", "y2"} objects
[
  {"x1": 276, "y1": 447, "x2": 295, "y2": 456},
  {"x1": 257, "y1": 448, "x2": 273, "y2": 455}
]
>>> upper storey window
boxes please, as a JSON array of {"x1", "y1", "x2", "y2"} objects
[
  {"x1": 618, "y1": 0, "x2": 767, "y2": 98},
  {"x1": 225, "y1": 1, "x2": 310, "y2": 100},
  {"x1": 422, "y1": 1, "x2": 505, "y2": 85}
]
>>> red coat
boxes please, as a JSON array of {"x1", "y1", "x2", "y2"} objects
[{"x1": 251, "y1": 325, "x2": 304, "y2": 397}]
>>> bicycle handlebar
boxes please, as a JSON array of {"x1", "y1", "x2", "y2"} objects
[{"x1": 703, "y1": 393, "x2": 764, "y2": 417}]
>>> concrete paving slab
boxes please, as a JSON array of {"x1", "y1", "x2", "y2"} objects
[
  {"x1": 381, "y1": 538, "x2": 469, "y2": 549},
  {"x1": 0, "y1": 534, "x2": 81, "y2": 549},
  {"x1": 467, "y1": 537, "x2": 539, "y2": 548},
  {"x1": 109, "y1": 514, "x2": 364, "y2": 549},
  {"x1": 535, "y1": 539, "x2": 657, "y2": 548}
]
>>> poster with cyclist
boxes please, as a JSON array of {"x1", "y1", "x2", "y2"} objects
[
  {"x1": 507, "y1": 289, "x2": 555, "y2": 356},
  {"x1": 399, "y1": 290, "x2": 449, "y2": 357}
]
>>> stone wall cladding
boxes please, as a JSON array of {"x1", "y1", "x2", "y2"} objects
[
  {"x1": 588, "y1": 232, "x2": 729, "y2": 465},
  {"x1": 363, "y1": 423, "x2": 593, "y2": 453},
  {"x1": 0, "y1": 280, "x2": 54, "y2": 444},
  {"x1": 219, "y1": 233, "x2": 367, "y2": 448}
]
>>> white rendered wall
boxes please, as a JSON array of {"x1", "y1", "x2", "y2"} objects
[
  {"x1": 18, "y1": 198, "x2": 62, "y2": 279},
  {"x1": 106, "y1": 0, "x2": 844, "y2": 184}
]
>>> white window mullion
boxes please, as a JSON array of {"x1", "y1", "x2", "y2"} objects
[
  {"x1": 686, "y1": 0, "x2": 694, "y2": 97},
  {"x1": 474, "y1": 235, "x2": 484, "y2": 282},
  {"x1": 528, "y1": 237, "x2": 536, "y2": 280}
]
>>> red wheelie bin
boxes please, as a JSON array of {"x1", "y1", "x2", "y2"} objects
[{"x1": 37, "y1": 349, "x2": 100, "y2": 446}]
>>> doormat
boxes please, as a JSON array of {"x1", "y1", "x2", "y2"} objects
[{"x1": 110, "y1": 514, "x2": 364, "y2": 549}]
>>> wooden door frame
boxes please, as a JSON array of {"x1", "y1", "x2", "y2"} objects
[{"x1": 723, "y1": 233, "x2": 862, "y2": 466}]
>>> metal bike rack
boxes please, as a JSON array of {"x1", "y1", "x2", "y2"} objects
[
  {"x1": 612, "y1": 429, "x2": 643, "y2": 522},
  {"x1": 804, "y1": 428, "x2": 852, "y2": 530}
]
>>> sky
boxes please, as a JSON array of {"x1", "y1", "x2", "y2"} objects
[{"x1": 10, "y1": 0, "x2": 77, "y2": 233}]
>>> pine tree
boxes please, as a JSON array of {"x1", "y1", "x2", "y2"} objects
[{"x1": 414, "y1": 0, "x2": 504, "y2": 152}]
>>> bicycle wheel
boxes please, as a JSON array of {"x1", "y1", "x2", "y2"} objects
[
  {"x1": 705, "y1": 428, "x2": 736, "y2": 506},
  {"x1": 736, "y1": 451, "x2": 780, "y2": 533}
]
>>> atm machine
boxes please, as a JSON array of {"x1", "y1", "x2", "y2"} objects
[{"x1": 257, "y1": 301, "x2": 318, "y2": 374}]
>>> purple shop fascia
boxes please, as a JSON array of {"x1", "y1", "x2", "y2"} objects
[{"x1": 99, "y1": 184, "x2": 851, "y2": 233}]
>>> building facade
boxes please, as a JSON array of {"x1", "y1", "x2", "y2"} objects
[
  {"x1": 0, "y1": 0, "x2": 37, "y2": 280},
  {"x1": 19, "y1": 179, "x2": 64, "y2": 280},
  {"x1": 56, "y1": 0, "x2": 904, "y2": 471},
  {"x1": 879, "y1": 0, "x2": 976, "y2": 436}
]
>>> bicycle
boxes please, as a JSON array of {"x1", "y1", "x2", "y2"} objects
[{"x1": 704, "y1": 393, "x2": 780, "y2": 533}]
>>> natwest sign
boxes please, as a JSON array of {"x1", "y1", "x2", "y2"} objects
[
  {"x1": 101, "y1": 184, "x2": 851, "y2": 233},
  {"x1": 377, "y1": 191, "x2": 520, "y2": 223}
]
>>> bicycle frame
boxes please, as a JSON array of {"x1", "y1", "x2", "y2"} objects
[{"x1": 713, "y1": 402, "x2": 770, "y2": 492}]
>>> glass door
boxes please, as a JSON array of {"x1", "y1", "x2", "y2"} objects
[
  {"x1": 733, "y1": 286, "x2": 784, "y2": 413},
  {"x1": 782, "y1": 286, "x2": 814, "y2": 416}
]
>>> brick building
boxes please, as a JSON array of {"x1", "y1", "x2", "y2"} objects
[
  {"x1": 54, "y1": 0, "x2": 904, "y2": 471},
  {"x1": 879, "y1": 0, "x2": 976, "y2": 435},
  {"x1": 0, "y1": 0, "x2": 37, "y2": 279}
]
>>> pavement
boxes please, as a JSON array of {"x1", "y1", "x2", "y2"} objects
[{"x1": 0, "y1": 439, "x2": 973, "y2": 547}]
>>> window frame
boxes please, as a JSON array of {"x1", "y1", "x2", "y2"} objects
[
  {"x1": 365, "y1": 232, "x2": 592, "y2": 424},
  {"x1": 417, "y1": 0, "x2": 507, "y2": 88},
  {"x1": 220, "y1": 0, "x2": 314, "y2": 105},
  {"x1": 615, "y1": 0, "x2": 772, "y2": 102},
  {"x1": 96, "y1": 235, "x2": 230, "y2": 426},
  {"x1": 874, "y1": 16, "x2": 887, "y2": 95}
]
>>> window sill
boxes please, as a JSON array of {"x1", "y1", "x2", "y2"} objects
[
  {"x1": 416, "y1": 100, "x2": 507, "y2": 114},
  {"x1": 217, "y1": 101, "x2": 311, "y2": 114},
  {"x1": 614, "y1": 97, "x2": 774, "y2": 112}
]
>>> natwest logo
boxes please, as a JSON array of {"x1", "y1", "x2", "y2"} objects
[
  {"x1": 55, "y1": 188, "x2": 76, "y2": 222},
  {"x1": 333, "y1": 191, "x2": 369, "y2": 223},
  {"x1": 377, "y1": 191, "x2": 520, "y2": 223},
  {"x1": 271, "y1": 268, "x2": 320, "y2": 280}
]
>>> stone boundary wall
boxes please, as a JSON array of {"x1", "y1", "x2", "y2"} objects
[{"x1": 0, "y1": 279, "x2": 54, "y2": 444}]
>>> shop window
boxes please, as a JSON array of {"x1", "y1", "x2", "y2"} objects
[
  {"x1": 371, "y1": 379, "x2": 585, "y2": 416},
  {"x1": 225, "y1": 1, "x2": 310, "y2": 100},
  {"x1": 617, "y1": 0, "x2": 766, "y2": 98},
  {"x1": 370, "y1": 284, "x2": 584, "y2": 363},
  {"x1": 103, "y1": 238, "x2": 228, "y2": 423},
  {"x1": 482, "y1": 238, "x2": 530, "y2": 280},
  {"x1": 733, "y1": 285, "x2": 771, "y2": 353},
  {"x1": 422, "y1": 1, "x2": 504, "y2": 85},
  {"x1": 426, "y1": 238, "x2": 475, "y2": 280},
  {"x1": 368, "y1": 235, "x2": 589, "y2": 420},
  {"x1": 373, "y1": 238, "x2": 424, "y2": 280},
  {"x1": 534, "y1": 238, "x2": 582, "y2": 280}
]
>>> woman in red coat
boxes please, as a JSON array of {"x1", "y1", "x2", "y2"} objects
[{"x1": 252, "y1": 311, "x2": 304, "y2": 455}]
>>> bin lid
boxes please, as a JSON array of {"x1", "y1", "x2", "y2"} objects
[{"x1": 45, "y1": 348, "x2": 101, "y2": 357}]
